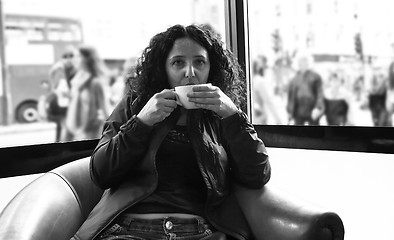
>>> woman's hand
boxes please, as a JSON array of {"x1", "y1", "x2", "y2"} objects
[
  {"x1": 188, "y1": 85, "x2": 238, "y2": 118},
  {"x1": 137, "y1": 89, "x2": 178, "y2": 126}
]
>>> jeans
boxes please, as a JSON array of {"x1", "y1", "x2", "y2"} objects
[{"x1": 98, "y1": 215, "x2": 226, "y2": 240}]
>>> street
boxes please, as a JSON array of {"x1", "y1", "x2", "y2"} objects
[{"x1": 0, "y1": 104, "x2": 375, "y2": 149}]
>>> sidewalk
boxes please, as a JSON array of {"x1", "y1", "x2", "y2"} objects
[{"x1": 0, "y1": 122, "x2": 56, "y2": 148}]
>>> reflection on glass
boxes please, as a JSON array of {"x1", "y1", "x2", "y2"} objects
[
  {"x1": 249, "y1": 0, "x2": 394, "y2": 127},
  {"x1": 0, "y1": 0, "x2": 225, "y2": 147}
]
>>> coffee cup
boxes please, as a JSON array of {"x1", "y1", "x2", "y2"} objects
[{"x1": 174, "y1": 83, "x2": 212, "y2": 109}]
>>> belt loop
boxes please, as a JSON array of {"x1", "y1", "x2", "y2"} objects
[
  {"x1": 197, "y1": 218, "x2": 204, "y2": 233},
  {"x1": 162, "y1": 217, "x2": 168, "y2": 234}
]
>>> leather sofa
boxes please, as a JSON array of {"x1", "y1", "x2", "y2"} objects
[{"x1": 0, "y1": 157, "x2": 344, "y2": 240}]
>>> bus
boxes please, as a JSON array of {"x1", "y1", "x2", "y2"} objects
[{"x1": 4, "y1": 14, "x2": 83, "y2": 123}]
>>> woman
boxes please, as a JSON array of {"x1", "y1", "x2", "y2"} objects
[
  {"x1": 252, "y1": 56, "x2": 285, "y2": 125},
  {"x1": 366, "y1": 67, "x2": 392, "y2": 126},
  {"x1": 71, "y1": 24, "x2": 271, "y2": 240},
  {"x1": 64, "y1": 45, "x2": 110, "y2": 141},
  {"x1": 286, "y1": 54, "x2": 325, "y2": 125}
]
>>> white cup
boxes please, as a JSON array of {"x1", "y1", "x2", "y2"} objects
[{"x1": 175, "y1": 83, "x2": 212, "y2": 109}]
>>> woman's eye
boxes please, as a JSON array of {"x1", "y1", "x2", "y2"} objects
[
  {"x1": 172, "y1": 60, "x2": 184, "y2": 66},
  {"x1": 195, "y1": 59, "x2": 205, "y2": 66}
]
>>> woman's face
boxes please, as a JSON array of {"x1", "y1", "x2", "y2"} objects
[{"x1": 165, "y1": 37, "x2": 210, "y2": 88}]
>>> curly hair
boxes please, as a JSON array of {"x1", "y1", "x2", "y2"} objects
[{"x1": 125, "y1": 24, "x2": 246, "y2": 112}]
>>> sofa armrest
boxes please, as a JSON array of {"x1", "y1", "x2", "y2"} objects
[
  {"x1": 0, "y1": 157, "x2": 103, "y2": 240},
  {"x1": 0, "y1": 172, "x2": 86, "y2": 240},
  {"x1": 234, "y1": 184, "x2": 345, "y2": 240}
]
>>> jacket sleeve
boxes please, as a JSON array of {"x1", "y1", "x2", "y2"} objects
[
  {"x1": 90, "y1": 95, "x2": 153, "y2": 189},
  {"x1": 221, "y1": 110, "x2": 271, "y2": 189}
]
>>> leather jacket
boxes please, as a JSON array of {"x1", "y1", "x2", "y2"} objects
[{"x1": 72, "y1": 94, "x2": 271, "y2": 240}]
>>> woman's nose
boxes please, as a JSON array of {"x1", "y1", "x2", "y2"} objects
[{"x1": 185, "y1": 64, "x2": 195, "y2": 78}]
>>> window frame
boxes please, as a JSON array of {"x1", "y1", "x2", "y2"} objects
[
  {"x1": 224, "y1": 0, "x2": 252, "y2": 117},
  {"x1": 233, "y1": 0, "x2": 394, "y2": 154}
]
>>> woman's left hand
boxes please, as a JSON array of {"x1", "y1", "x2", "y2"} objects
[{"x1": 188, "y1": 84, "x2": 238, "y2": 118}]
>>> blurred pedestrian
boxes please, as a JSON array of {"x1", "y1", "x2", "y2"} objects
[
  {"x1": 286, "y1": 53, "x2": 325, "y2": 125},
  {"x1": 272, "y1": 53, "x2": 295, "y2": 99},
  {"x1": 47, "y1": 46, "x2": 77, "y2": 141},
  {"x1": 365, "y1": 66, "x2": 391, "y2": 127},
  {"x1": 108, "y1": 67, "x2": 125, "y2": 111},
  {"x1": 64, "y1": 45, "x2": 110, "y2": 140},
  {"x1": 107, "y1": 58, "x2": 135, "y2": 112},
  {"x1": 322, "y1": 71, "x2": 355, "y2": 126},
  {"x1": 252, "y1": 55, "x2": 284, "y2": 125},
  {"x1": 37, "y1": 80, "x2": 51, "y2": 122},
  {"x1": 387, "y1": 48, "x2": 394, "y2": 124}
]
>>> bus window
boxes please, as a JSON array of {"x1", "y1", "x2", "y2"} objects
[
  {"x1": 69, "y1": 23, "x2": 83, "y2": 42},
  {"x1": 26, "y1": 28, "x2": 45, "y2": 41},
  {"x1": 47, "y1": 22, "x2": 81, "y2": 41},
  {"x1": 5, "y1": 26, "x2": 24, "y2": 39},
  {"x1": 47, "y1": 22, "x2": 63, "y2": 41}
]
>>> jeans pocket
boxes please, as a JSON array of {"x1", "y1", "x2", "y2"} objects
[{"x1": 177, "y1": 229, "x2": 213, "y2": 240}]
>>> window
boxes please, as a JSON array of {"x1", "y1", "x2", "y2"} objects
[
  {"x1": 1, "y1": 0, "x2": 393, "y2": 150},
  {"x1": 248, "y1": 0, "x2": 394, "y2": 129},
  {"x1": 244, "y1": 3, "x2": 394, "y2": 240},
  {"x1": 0, "y1": 0, "x2": 226, "y2": 147}
]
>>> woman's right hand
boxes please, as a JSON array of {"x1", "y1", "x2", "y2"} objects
[{"x1": 136, "y1": 89, "x2": 178, "y2": 126}]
